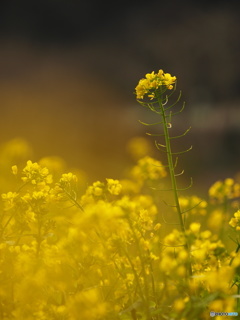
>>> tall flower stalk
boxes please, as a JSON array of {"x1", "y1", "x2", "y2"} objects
[{"x1": 135, "y1": 70, "x2": 192, "y2": 274}]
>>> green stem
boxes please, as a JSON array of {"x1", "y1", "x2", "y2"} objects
[
  {"x1": 0, "y1": 211, "x2": 16, "y2": 239},
  {"x1": 63, "y1": 188, "x2": 84, "y2": 212},
  {"x1": 238, "y1": 285, "x2": 240, "y2": 312},
  {"x1": 158, "y1": 94, "x2": 192, "y2": 275},
  {"x1": 123, "y1": 246, "x2": 145, "y2": 303},
  {"x1": 229, "y1": 242, "x2": 240, "y2": 266},
  {"x1": 36, "y1": 215, "x2": 43, "y2": 257},
  {"x1": 0, "y1": 183, "x2": 29, "y2": 241},
  {"x1": 160, "y1": 107, "x2": 185, "y2": 232},
  {"x1": 127, "y1": 217, "x2": 151, "y2": 319}
]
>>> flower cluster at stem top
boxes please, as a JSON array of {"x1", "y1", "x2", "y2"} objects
[{"x1": 135, "y1": 69, "x2": 176, "y2": 100}]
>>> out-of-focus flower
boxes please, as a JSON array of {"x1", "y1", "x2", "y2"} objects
[
  {"x1": 229, "y1": 209, "x2": 240, "y2": 231},
  {"x1": 22, "y1": 160, "x2": 53, "y2": 185},
  {"x1": 209, "y1": 178, "x2": 240, "y2": 203},
  {"x1": 106, "y1": 178, "x2": 122, "y2": 195},
  {"x1": 131, "y1": 156, "x2": 167, "y2": 182},
  {"x1": 126, "y1": 136, "x2": 154, "y2": 160}
]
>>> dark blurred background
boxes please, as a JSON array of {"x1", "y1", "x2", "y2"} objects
[{"x1": 0, "y1": 0, "x2": 239, "y2": 193}]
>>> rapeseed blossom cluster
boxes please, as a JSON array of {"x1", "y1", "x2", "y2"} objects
[
  {"x1": 0, "y1": 139, "x2": 240, "y2": 320},
  {"x1": 131, "y1": 156, "x2": 167, "y2": 183},
  {"x1": 209, "y1": 178, "x2": 240, "y2": 203},
  {"x1": 229, "y1": 209, "x2": 240, "y2": 230},
  {"x1": 135, "y1": 70, "x2": 176, "y2": 100}
]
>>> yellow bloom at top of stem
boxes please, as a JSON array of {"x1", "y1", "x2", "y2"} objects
[
  {"x1": 106, "y1": 178, "x2": 122, "y2": 195},
  {"x1": 22, "y1": 160, "x2": 53, "y2": 185},
  {"x1": 1, "y1": 191, "x2": 18, "y2": 210},
  {"x1": 135, "y1": 69, "x2": 176, "y2": 100},
  {"x1": 60, "y1": 172, "x2": 78, "y2": 184}
]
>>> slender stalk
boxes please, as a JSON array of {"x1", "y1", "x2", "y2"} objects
[
  {"x1": 157, "y1": 93, "x2": 192, "y2": 275},
  {"x1": 123, "y1": 246, "x2": 145, "y2": 303},
  {"x1": 63, "y1": 188, "x2": 84, "y2": 212},
  {"x1": 229, "y1": 242, "x2": 240, "y2": 266},
  {"x1": 0, "y1": 211, "x2": 16, "y2": 239},
  {"x1": 158, "y1": 96, "x2": 185, "y2": 233},
  {"x1": 125, "y1": 217, "x2": 151, "y2": 319},
  {"x1": 0, "y1": 182, "x2": 29, "y2": 240},
  {"x1": 36, "y1": 214, "x2": 43, "y2": 257},
  {"x1": 238, "y1": 285, "x2": 240, "y2": 312}
]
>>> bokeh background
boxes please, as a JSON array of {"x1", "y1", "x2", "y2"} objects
[{"x1": 0, "y1": 0, "x2": 240, "y2": 194}]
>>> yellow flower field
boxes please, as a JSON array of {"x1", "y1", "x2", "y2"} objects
[{"x1": 0, "y1": 70, "x2": 239, "y2": 319}]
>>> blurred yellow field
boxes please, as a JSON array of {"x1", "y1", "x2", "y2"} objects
[{"x1": 0, "y1": 70, "x2": 240, "y2": 319}]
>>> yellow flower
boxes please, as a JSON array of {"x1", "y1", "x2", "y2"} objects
[
  {"x1": 207, "y1": 210, "x2": 224, "y2": 232},
  {"x1": 106, "y1": 178, "x2": 122, "y2": 195},
  {"x1": 67, "y1": 288, "x2": 108, "y2": 320},
  {"x1": 60, "y1": 172, "x2": 78, "y2": 183},
  {"x1": 12, "y1": 165, "x2": 18, "y2": 175},
  {"x1": 179, "y1": 195, "x2": 207, "y2": 215},
  {"x1": 22, "y1": 160, "x2": 52, "y2": 185},
  {"x1": 173, "y1": 298, "x2": 186, "y2": 312},
  {"x1": 229, "y1": 209, "x2": 240, "y2": 230},
  {"x1": 234, "y1": 209, "x2": 240, "y2": 219},
  {"x1": 131, "y1": 156, "x2": 167, "y2": 182},
  {"x1": 229, "y1": 217, "x2": 238, "y2": 228},
  {"x1": 1, "y1": 191, "x2": 18, "y2": 209},
  {"x1": 209, "y1": 178, "x2": 240, "y2": 203},
  {"x1": 135, "y1": 69, "x2": 176, "y2": 99},
  {"x1": 189, "y1": 222, "x2": 201, "y2": 234},
  {"x1": 126, "y1": 136, "x2": 153, "y2": 160}
]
